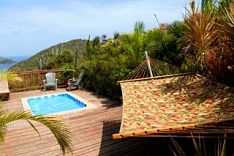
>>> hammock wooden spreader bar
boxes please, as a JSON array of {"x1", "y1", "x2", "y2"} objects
[
  {"x1": 113, "y1": 74, "x2": 234, "y2": 139},
  {"x1": 113, "y1": 120, "x2": 234, "y2": 139},
  {"x1": 137, "y1": 135, "x2": 234, "y2": 139}
]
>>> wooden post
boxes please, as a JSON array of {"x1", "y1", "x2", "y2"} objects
[{"x1": 145, "y1": 51, "x2": 153, "y2": 77}]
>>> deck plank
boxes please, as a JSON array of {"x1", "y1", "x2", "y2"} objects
[
  {"x1": 0, "y1": 89, "x2": 157, "y2": 156},
  {"x1": 0, "y1": 80, "x2": 9, "y2": 100}
]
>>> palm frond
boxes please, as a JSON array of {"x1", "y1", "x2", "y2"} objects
[
  {"x1": 0, "y1": 125, "x2": 6, "y2": 142},
  {"x1": 26, "y1": 119, "x2": 41, "y2": 139},
  {"x1": 0, "y1": 111, "x2": 72, "y2": 154}
]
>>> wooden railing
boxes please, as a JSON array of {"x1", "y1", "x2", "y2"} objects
[{"x1": 9, "y1": 69, "x2": 66, "y2": 92}]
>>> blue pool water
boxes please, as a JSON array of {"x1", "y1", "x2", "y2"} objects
[{"x1": 27, "y1": 93, "x2": 86, "y2": 115}]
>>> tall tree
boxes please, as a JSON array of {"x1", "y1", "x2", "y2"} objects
[
  {"x1": 119, "y1": 21, "x2": 146, "y2": 68},
  {"x1": 134, "y1": 21, "x2": 145, "y2": 34}
]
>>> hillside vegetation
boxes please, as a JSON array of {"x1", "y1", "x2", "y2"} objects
[
  {"x1": 6, "y1": 0, "x2": 234, "y2": 154},
  {"x1": 10, "y1": 39, "x2": 86, "y2": 70},
  {"x1": 78, "y1": 0, "x2": 234, "y2": 99}
]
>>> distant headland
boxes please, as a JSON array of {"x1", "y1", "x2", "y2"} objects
[{"x1": 0, "y1": 57, "x2": 16, "y2": 64}]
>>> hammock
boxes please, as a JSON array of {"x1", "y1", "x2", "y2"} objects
[
  {"x1": 113, "y1": 74, "x2": 234, "y2": 139},
  {"x1": 123, "y1": 58, "x2": 179, "y2": 80}
]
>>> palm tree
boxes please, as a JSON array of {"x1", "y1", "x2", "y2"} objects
[
  {"x1": 134, "y1": 21, "x2": 145, "y2": 34},
  {"x1": 113, "y1": 32, "x2": 120, "y2": 43},
  {"x1": 0, "y1": 71, "x2": 72, "y2": 154},
  {"x1": 201, "y1": 0, "x2": 232, "y2": 13},
  {"x1": 119, "y1": 21, "x2": 146, "y2": 68},
  {"x1": 201, "y1": 0, "x2": 217, "y2": 13},
  {"x1": 86, "y1": 35, "x2": 95, "y2": 60}
]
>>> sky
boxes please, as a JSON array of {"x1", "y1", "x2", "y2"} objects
[{"x1": 0, "y1": 0, "x2": 201, "y2": 57}]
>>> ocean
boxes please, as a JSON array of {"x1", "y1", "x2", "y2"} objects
[{"x1": 0, "y1": 56, "x2": 30, "y2": 70}]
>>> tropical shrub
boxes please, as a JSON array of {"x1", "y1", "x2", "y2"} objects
[
  {"x1": 44, "y1": 50, "x2": 74, "y2": 69},
  {"x1": 80, "y1": 21, "x2": 185, "y2": 99},
  {"x1": 184, "y1": 1, "x2": 219, "y2": 72},
  {"x1": 145, "y1": 29, "x2": 183, "y2": 65},
  {"x1": 118, "y1": 21, "x2": 146, "y2": 68},
  {"x1": 81, "y1": 37, "x2": 131, "y2": 98},
  {"x1": 168, "y1": 21, "x2": 187, "y2": 39},
  {"x1": 184, "y1": 0, "x2": 234, "y2": 83},
  {"x1": 58, "y1": 63, "x2": 75, "y2": 82}
]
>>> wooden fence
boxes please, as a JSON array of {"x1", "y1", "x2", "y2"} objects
[{"x1": 9, "y1": 69, "x2": 66, "y2": 92}]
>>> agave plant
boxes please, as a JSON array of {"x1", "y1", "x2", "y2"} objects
[{"x1": 0, "y1": 71, "x2": 72, "y2": 154}]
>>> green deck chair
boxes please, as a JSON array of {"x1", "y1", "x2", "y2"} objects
[
  {"x1": 43, "y1": 72, "x2": 57, "y2": 91},
  {"x1": 66, "y1": 70, "x2": 85, "y2": 91}
]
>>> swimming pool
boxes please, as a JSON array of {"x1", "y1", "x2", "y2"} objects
[{"x1": 21, "y1": 92, "x2": 94, "y2": 115}]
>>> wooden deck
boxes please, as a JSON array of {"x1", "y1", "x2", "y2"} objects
[
  {"x1": 0, "y1": 80, "x2": 9, "y2": 101},
  {"x1": 0, "y1": 89, "x2": 161, "y2": 156}
]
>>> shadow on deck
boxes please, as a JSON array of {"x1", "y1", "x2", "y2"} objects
[
  {"x1": 0, "y1": 89, "x2": 173, "y2": 155},
  {"x1": 99, "y1": 121, "x2": 171, "y2": 156}
]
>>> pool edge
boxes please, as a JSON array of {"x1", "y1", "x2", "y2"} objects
[{"x1": 20, "y1": 92, "x2": 97, "y2": 116}]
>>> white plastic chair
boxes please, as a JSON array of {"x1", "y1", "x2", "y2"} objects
[{"x1": 43, "y1": 72, "x2": 57, "y2": 91}]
